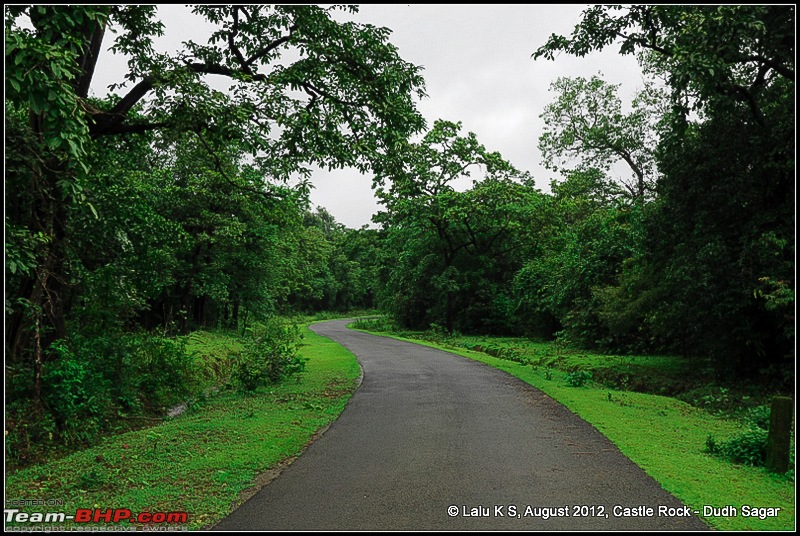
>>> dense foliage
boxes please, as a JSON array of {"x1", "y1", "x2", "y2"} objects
[
  {"x1": 533, "y1": 5, "x2": 794, "y2": 376},
  {"x1": 374, "y1": 120, "x2": 542, "y2": 334},
  {"x1": 5, "y1": 5, "x2": 422, "y2": 464},
  {"x1": 4, "y1": 5, "x2": 794, "y2": 464},
  {"x1": 375, "y1": 6, "x2": 793, "y2": 384}
]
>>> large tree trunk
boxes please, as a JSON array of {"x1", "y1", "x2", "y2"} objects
[
  {"x1": 4, "y1": 8, "x2": 108, "y2": 407},
  {"x1": 6, "y1": 163, "x2": 71, "y2": 410}
]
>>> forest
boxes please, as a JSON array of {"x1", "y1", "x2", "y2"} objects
[{"x1": 4, "y1": 5, "x2": 794, "y2": 466}]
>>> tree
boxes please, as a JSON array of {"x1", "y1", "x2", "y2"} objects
[
  {"x1": 5, "y1": 5, "x2": 426, "y2": 402},
  {"x1": 534, "y1": 5, "x2": 794, "y2": 375},
  {"x1": 642, "y1": 104, "x2": 794, "y2": 374},
  {"x1": 136, "y1": 138, "x2": 308, "y2": 332},
  {"x1": 375, "y1": 120, "x2": 542, "y2": 333},
  {"x1": 534, "y1": 5, "x2": 793, "y2": 125},
  {"x1": 332, "y1": 226, "x2": 383, "y2": 311},
  {"x1": 513, "y1": 168, "x2": 642, "y2": 346},
  {"x1": 285, "y1": 210, "x2": 383, "y2": 313},
  {"x1": 538, "y1": 75, "x2": 662, "y2": 199}
]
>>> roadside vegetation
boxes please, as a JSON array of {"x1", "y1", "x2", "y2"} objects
[
  {"x1": 4, "y1": 322, "x2": 361, "y2": 530},
  {"x1": 350, "y1": 317, "x2": 794, "y2": 531},
  {"x1": 6, "y1": 5, "x2": 410, "y2": 471},
  {"x1": 5, "y1": 5, "x2": 793, "y2": 532}
]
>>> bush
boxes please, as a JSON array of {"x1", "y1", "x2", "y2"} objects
[
  {"x1": 129, "y1": 334, "x2": 199, "y2": 411},
  {"x1": 566, "y1": 370, "x2": 593, "y2": 387},
  {"x1": 706, "y1": 428, "x2": 768, "y2": 467},
  {"x1": 5, "y1": 395, "x2": 58, "y2": 466},
  {"x1": 6, "y1": 322, "x2": 304, "y2": 466},
  {"x1": 43, "y1": 340, "x2": 116, "y2": 445},
  {"x1": 235, "y1": 319, "x2": 306, "y2": 390},
  {"x1": 349, "y1": 316, "x2": 395, "y2": 332},
  {"x1": 6, "y1": 329, "x2": 206, "y2": 467},
  {"x1": 425, "y1": 323, "x2": 455, "y2": 344},
  {"x1": 60, "y1": 331, "x2": 200, "y2": 415},
  {"x1": 744, "y1": 405, "x2": 771, "y2": 431}
]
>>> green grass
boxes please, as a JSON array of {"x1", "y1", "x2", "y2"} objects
[
  {"x1": 352, "y1": 318, "x2": 787, "y2": 415},
  {"x1": 5, "y1": 317, "x2": 793, "y2": 531},
  {"x1": 4, "y1": 323, "x2": 361, "y2": 530},
  {"x1": 354, "y1": 327, "x2": 795, "y2": 531}
]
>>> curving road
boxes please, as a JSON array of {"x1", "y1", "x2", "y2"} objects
[{"x1": 214, "y1": 319, "x2": 709, "y2": 531}]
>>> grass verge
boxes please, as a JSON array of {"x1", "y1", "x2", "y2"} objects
[
  {"x1": 352, "y1": 325, "x2": 795, "y2": 531},
  {"x1": 4, "y1": 323, "x2": 361, "y2": 530}
]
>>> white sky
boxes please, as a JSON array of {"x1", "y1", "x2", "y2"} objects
[
  {"x1": 91, "y1": 4, "x2": 646, "y2": 229},
  {"x1": 311, "y1": 5, "x2": 646, "y2": 228}
]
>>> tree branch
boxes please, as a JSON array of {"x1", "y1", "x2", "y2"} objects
[
  {"x1": 75, "y1": 19, "x2": 107, "y2": 99},
  {"x1": 91, "y1": 121, "x2": 168, "y2": 137},
  {"x1": 92, "y1": 34, "x2": 310, "y2": 139},
  {"x1": 108, "y1": 77, "x2": 155, "y2": 116},
  {"x1": 228, "y1": 7, "x2": 251, "y2": 74},
  {"x1": 185, "y1": 62, "x2": 269, "y2": 82},
  {"x1": 88, "y1": 76, "x2": 160, "y2": 137},
  {"x1": 728, "y1": 84, "x2": 766, "y2": 127},
  {"x1": 245, "y1": 25, "x2": 297, "y2": 67},
  {"x1": 301, "y1": 81, "x2": 359, "y2": 108},
  {"x1": 192, "y1": 128, "x2": 285, "y2": 202},
  {"x1": 742, "y1": 54, "x2": 794, "y2": 80},
  {"x1": 617, "y1": 31, "x2": 672, "y2": 57},
  {"x1": 616, "y1": 147, "x2": 646, "y2": 197}
]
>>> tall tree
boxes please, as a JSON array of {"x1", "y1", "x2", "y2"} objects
[
  {"x1": 5, "y1": 5, "x2": 425, "y2": 403},
  {"x1": 375, "y1": 120, "x2": 541, "y2": 333},
  {"x1": 538, "y1": 75, "x2": 662, "y2": 199},
  {"x1": 513, "y1": 168, "x2": 641, "y2": 346},
  {"x1": 534, "y1": 5, "x2": 793, "y2": 123},
  {"x1": 534, "y1": 5, "x2": 794, "y2": 375}
]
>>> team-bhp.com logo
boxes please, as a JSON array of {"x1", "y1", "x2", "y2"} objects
[{"x1": 5, "y1": 508, "x2": 188, "y2": 524}]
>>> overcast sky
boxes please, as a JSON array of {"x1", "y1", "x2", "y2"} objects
[
  {"x1": 92, "y1": 5, "x2": 646, "y2": 229},
  {"x1": 311, "y1": 5, "x2": 645, "y2": 228}
]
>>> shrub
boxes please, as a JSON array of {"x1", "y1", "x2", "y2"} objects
[
  {"x1": 235, "y1": 319, "x2": 306, "y2": 391},
  {"x1": 5, "y1": 395, "x2": 58, "y2": 466},
  {"x1": 61, "y1": 331, "x2": 200, "y2": 415},
  {"x1": 706, "y1": 428, "x2": 768, "y2": 467},
  {"x1": 349, "y1": 316, "x2": 395, "y2": 332},
  {"x1": 7, "y1": 329, "x2": 206, "y2": 465},
  {"x1": 426, "y1": 323, "x2": 455, "y2": 344},
  {"x1": 706, "y1": 403, "x2": 773, "y2": 468},
  {"x1": 129, "y1": 334, "x2": 199, "y2": 411},
  {"x1": 566, "y1": 370, "x2": 593, "y2": 387},
  {"x1": 706, "y1": 434, "x2": 718, "y2": 454},
  {"x1": 744, "y1": 405, "x2": 771, "y2": 431},
  {"x1": 43, "y1": 340, "x2": 115, "y2": 446}
]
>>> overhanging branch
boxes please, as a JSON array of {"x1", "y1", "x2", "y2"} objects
[
  {"x1": 192, "y1": 128, "x2": 286, "y2": 202},
  {"x1": 245, "y1": 25, "x2": 297, "y2": 67}
]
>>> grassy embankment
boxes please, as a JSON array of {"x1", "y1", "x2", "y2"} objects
[
  {"x1": 4, "y1": 322, "x2": 361, "y2": 530},
  {"x1": 350, "y1": 319, "x2": 795, "y2": 532},
  {"x1": 5, "y1": 316, "x2": 793, "y2": 531}
]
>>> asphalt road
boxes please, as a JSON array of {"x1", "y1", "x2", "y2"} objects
[{"x1": 214, "y1": 319, "x2": 709, "y2": 531}]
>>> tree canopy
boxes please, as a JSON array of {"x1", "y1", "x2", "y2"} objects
[
  {"x1": 538, "y1": 75, "x2": 661, "y2": 199},
  {"x1": 5, "y1": 5, "x2": 794, "y2": 465},
  {"x1": 534, "y1": 4, "x2": 794, "y2": 373},
  {"x1": 5, "y1": 5, "x2": 426, "y2": 426}
]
